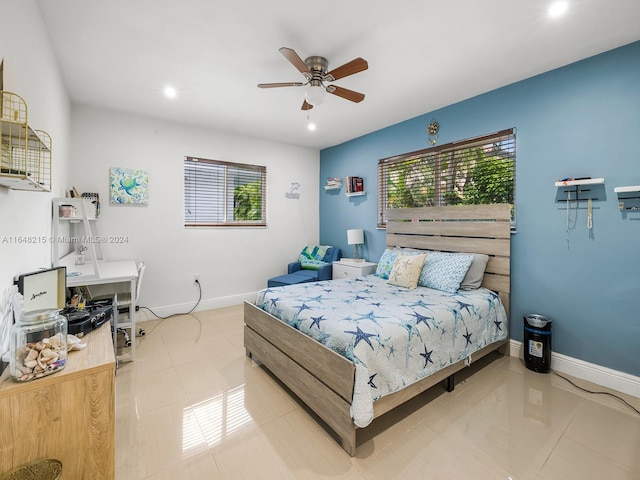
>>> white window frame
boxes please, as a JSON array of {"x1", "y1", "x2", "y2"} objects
[{"x1": 184, "y1": 156, "x2": 267, "y2": 227}]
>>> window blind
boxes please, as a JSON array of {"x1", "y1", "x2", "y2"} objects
[
  {"x1": 184, "y1": 156, "x2": 267, "y2": 227},
  {"x1": 377, "y1": 128, "x2": 515, "y2": 228}
]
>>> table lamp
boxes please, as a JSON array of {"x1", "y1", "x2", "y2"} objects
[{"x1": 347, "y1": 228, "x2": 365, "y2": 261}]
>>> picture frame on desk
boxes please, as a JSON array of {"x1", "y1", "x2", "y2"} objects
[{"x1": 15, "y1": 266, "x2": 66, "y2": 311}]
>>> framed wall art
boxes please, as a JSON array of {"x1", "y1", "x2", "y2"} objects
[{"x1": 109, "y1": 167, "x2": 149, "y2": 204}]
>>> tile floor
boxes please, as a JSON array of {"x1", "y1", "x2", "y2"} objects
[{"x1": 115, "y1": 305, "x2": 640, "y2": 479}]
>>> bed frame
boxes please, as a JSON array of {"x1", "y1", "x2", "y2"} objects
[{"x1": 244, "y1": 204, "x2": 511, "y2": 455}]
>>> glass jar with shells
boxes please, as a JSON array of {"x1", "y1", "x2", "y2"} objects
[{"x1": 10, "y1": 309, "x2": 67, "y2": 382}]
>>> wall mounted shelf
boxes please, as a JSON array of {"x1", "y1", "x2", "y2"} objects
[
  {"x1": 554, "y1": 178, "x2": 605, "y2": 187},
  {"x1": 614, "y1": 185, "x2": 640, "y2": 211},
  {"x1": 0, "y1": 91, "x2": 52, "y2": 192},
  {"x1": 614, "y1": 185, "x2": 640, "y2": 193},
  {"x1": 345, "y1": 176, "x2": 364, "y2": 196},
  {"x1": 324, "y1": 177, "x2": 342, "y2": 191},
  {"x1": 555, "y1": 177, "x2": 605, "y2": 202}
]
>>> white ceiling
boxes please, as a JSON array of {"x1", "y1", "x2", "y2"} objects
[{"x1": 36, "y1": 0, "x2": 640, "y2": 150}]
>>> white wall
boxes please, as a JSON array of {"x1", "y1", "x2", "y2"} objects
[
  {"x1": 0, "y1": 0, "x2": 70, "y2": 286},
  {"x1": 69, "y1": 104, "x2": 320, "y2": 315},
  {"x1": 0, "y1": 0, "x2": 319, "y2": 316}
]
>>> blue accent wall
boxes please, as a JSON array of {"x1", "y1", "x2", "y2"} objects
[{"x1": 320, "y1": 41, "x2": 640, "y2": 376}]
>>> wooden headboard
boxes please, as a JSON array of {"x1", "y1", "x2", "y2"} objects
[{"x1": 386, "y1": 204, "x2": 511, "y2": 317}]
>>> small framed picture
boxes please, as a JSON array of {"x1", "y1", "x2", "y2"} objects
[{"x1": 110, "y1": 167, "x2": 149, "y2": 204}]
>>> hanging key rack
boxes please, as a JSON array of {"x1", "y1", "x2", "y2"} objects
[
  {"x1": 614, "y1": 185, "x2": 640, "y2": 211},
  {"x1": 555, "y1": 177, "x2": 605, "y2": 202},
  {"x1": 555, "y1": 178, "x2": 604, "y2": 243}
]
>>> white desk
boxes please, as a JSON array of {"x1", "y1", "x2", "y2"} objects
[
  {"x1": 64, "y1": 259, "x2": 138, "y2": 362},
  {"x1": 66, "y1": 259, "x2": 138, "y2": 287}
]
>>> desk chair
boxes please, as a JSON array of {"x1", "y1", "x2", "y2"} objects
[
  {"x1": 87, "y1": 261, "x2": 145, "y2": 354},
  {"x1": 115, "y1": 261, "x2": 146, "y2": 343}
]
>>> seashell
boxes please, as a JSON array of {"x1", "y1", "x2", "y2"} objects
[
  {"x1": 44, "y1": 355, "x2": 59, "y2": 365},
  {"x1": 34, "y1": 341, "x2": 46, "y2": 351},
  {"x1": 24, "y1": 360, "x2": 38, "y2": 369},
  {"x1": 33, "y1": 365, "x2": 45, "y2": 374},
  {"x1": 37, "y1": 355, "x2": 48, "y2": 370},
  {"x1": 25, "y1": 349, "x2": 39, "y2": 362},
  {"x1": 19, "y1": 373, "x2": 34, "y2": 381},
  {"x1": 41, "y1": 348, "x2": 57, "y2": 358},
  {"x1": 49, "y1": 334, "x2": 62, "y2": 349},
  {"x1": 18, "y1": 365, "x2": 33, "y2": 375}
]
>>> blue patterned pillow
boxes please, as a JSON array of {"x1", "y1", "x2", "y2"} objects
[
  {"x1": 418, "y1": 252, "x2": 474, "y2": 293},
  {"x1": 375, "y1": 248, "x2": 424, "y2": 279},
  {"x1": 375, "y1": 248, "x2": 400, "y2": 279}
]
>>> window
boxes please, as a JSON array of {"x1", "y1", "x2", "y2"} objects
[
  {"x1": 184, "y1": 156, "x2": 266, "y2": 227},
  {"x1": 377, "y1": 128, "x2": 515, "y2": 228}
]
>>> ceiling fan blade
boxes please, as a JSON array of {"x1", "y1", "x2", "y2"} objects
[
  {"x1": 325, "y1": 58, "x2": 368, "y2": 81},
  {"x1": 258, "y1": 82, "x2": 304, "y2": 88},
  {"x1": 327, "y1": 85, "x2": 365, "y2": 103},
  {"x1": 301, "y1": 99, "x2": 313, "y2": 110},
  {"x1": 279, "y1": 47, "x2": 311, "y2": 78}
]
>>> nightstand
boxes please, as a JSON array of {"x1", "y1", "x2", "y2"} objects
[{"x1": 332, "y1": 260, "x2": 377, "y2": 279}]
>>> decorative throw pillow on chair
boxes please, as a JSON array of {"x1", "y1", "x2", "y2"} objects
[{"x1": 299, "y1": 245, "x2": 330, "y2": 270}]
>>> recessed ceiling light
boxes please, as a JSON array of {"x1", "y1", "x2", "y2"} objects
[
  {"x1": 164, "y1": 85, "x2": 177, "y2": 99},
  {"x1": 307, "y1": 122, "x2": 317, "y2": 131},
  {"x1": 548, "y1": 1, "x2": 568, "y2": 18}
]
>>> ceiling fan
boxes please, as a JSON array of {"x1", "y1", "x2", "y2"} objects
[{"x1": 258, "y1": 47, "x2": 368, "y2": 110}]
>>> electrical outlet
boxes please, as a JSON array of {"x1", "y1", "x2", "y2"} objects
[{"x1": 193, "y1": 274, "x2": 200, "y2": 284}]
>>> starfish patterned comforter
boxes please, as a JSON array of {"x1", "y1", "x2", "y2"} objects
[{"x1": 254, "y1": 274, "x2": 508, "y2": 428}]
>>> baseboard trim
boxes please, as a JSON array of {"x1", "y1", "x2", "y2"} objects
[
  {"x1": 137, "y1": 292, "x2": 257, "y2": 321},
  {"x1": 510, "y1": 339, "x2": 640, "y2": 399}
]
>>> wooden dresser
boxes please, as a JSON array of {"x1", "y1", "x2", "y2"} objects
[{"x1": 0, "y1": 322, "x2": 115, "y2": 479}]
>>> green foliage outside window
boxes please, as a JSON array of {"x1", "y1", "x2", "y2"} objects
[
  {"x1": 386, "y1": 158, "x2": 435, "y2": 208},
  {"x1": 462, "y1": 146, "x2": 514, "y2": 205},
  {"x1": 233, "y1": 180, "x2": 263, "y2": 221},
  {"x1": 379, "y1": 129, "x2": 515, "y2": 227}
]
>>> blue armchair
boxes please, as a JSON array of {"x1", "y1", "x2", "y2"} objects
[{"x1": 268, "y1": 247, "x2": 341, "y2": 287}]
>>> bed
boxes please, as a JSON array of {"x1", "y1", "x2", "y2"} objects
[{"x1": 244, "y1": 204, "x2": 511, "y2": 455}]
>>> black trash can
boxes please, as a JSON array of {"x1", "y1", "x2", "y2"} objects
[{"x1": 523, "y1": 314, "x2": 552, "y2": 373}]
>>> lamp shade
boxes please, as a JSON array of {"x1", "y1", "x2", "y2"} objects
[
  {"x1": 306, "y1": 84, "x2": 326, "y2": 106},
  {"x1": 347, "y1": 228, "x2": 364, "y2": 245}
]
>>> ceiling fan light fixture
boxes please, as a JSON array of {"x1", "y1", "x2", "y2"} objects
[
  {"x1": 258, "y1": 48, "x2": 368, "y2": 111},
  {"x1": 163, "y1": 85, "x2": 177, "y2": 99},
  {"x1": 306, "y1": 84, "x2": 326, "y2": 106},
  {"x1": 548, "y1": 1, "x2": 568, "y2": 18}
]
